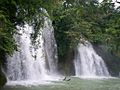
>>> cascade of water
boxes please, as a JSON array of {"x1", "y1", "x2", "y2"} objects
[
  {"x1": 7, "y1": 24, "x2": 47, "y2": 81},
  {"x1": 6, "y1": 16, "x2": 59, "y2": 83},
  {"x1": 42, "y1": 17, "x2": 58, "y2": 75},
  {"x1": 74, "y1": 41, "x2": 110, "y2": 78}
]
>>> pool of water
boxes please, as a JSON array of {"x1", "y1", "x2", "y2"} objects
[{"x1": 2, "y1": 77, "x2": 120, "y2": 90}]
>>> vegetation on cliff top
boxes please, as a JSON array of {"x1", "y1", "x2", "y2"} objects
[{"x1": 52, "y1": 0, "x2": 120, "y2": 60}]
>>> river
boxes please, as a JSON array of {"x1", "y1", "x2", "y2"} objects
[{"x1": 2, "y1": 77, "x2": 120, "y2": 90}]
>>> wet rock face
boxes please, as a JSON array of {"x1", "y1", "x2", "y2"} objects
[
  {"x1": 0, "y1": 65, "x2": 7, "y2": 87},
  {"x1": 65, "y1": 50, "x2": 75, "y2": 75},
  {"x1": 58, "y1": 49, "x2": 75, "y2": 76}
]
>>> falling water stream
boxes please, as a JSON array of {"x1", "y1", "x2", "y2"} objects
[
  {"x1": 42, "y1": 17, "x2": 58, "y2": 75},
  {"x1": 74, "y1": 41, "x2": 110, "y2": 78}
]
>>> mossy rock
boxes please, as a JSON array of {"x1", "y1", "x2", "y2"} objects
[{"x1": 0, "y1": 67, "x2": 7, "y2": 87}]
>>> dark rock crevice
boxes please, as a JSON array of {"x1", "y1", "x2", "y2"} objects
[{"x1": 0, "y1": 63, "x2": 7, "y2": 87}]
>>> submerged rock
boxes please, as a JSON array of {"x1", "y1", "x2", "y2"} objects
[{"x1": 63, "y1": 76, "x2": 71, "y2": 81}]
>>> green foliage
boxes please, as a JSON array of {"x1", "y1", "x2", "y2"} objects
[
  {"x1": 52, "y1": 0, "x2": 120, "y2": 60},
  {"x1": 0, "y1": 11, "x2": 16, "y2": 56}
]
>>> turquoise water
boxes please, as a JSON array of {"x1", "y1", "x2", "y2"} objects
[{"x1": 2, "y1": 77, "x2": 120, "y2": 90}]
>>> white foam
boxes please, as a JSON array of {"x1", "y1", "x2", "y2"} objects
[
  {"x1": 72, "y1": 76, "x2": 116, "y2": 80},
  {"x1": 6, "y1": 75, "x2": 63, "y2": 86}
]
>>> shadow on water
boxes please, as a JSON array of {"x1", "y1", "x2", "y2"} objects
[{"x1": 2, "y1": 77, "x2": 120, "y2": 90}]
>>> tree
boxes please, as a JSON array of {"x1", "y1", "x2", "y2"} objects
[{"x1": 52, "y1": 0, "x2": 120, "y2": 61}]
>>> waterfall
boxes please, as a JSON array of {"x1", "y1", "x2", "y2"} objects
[
  {"x1": 74, "y1": 41, "x2": 110, "y2": 78},
  {"x1": 42, "y1": 17, "x2": 58, "y2": 75},
  {"x1": 6, "y1": 16, "x2": 59, "y2": 84}
]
